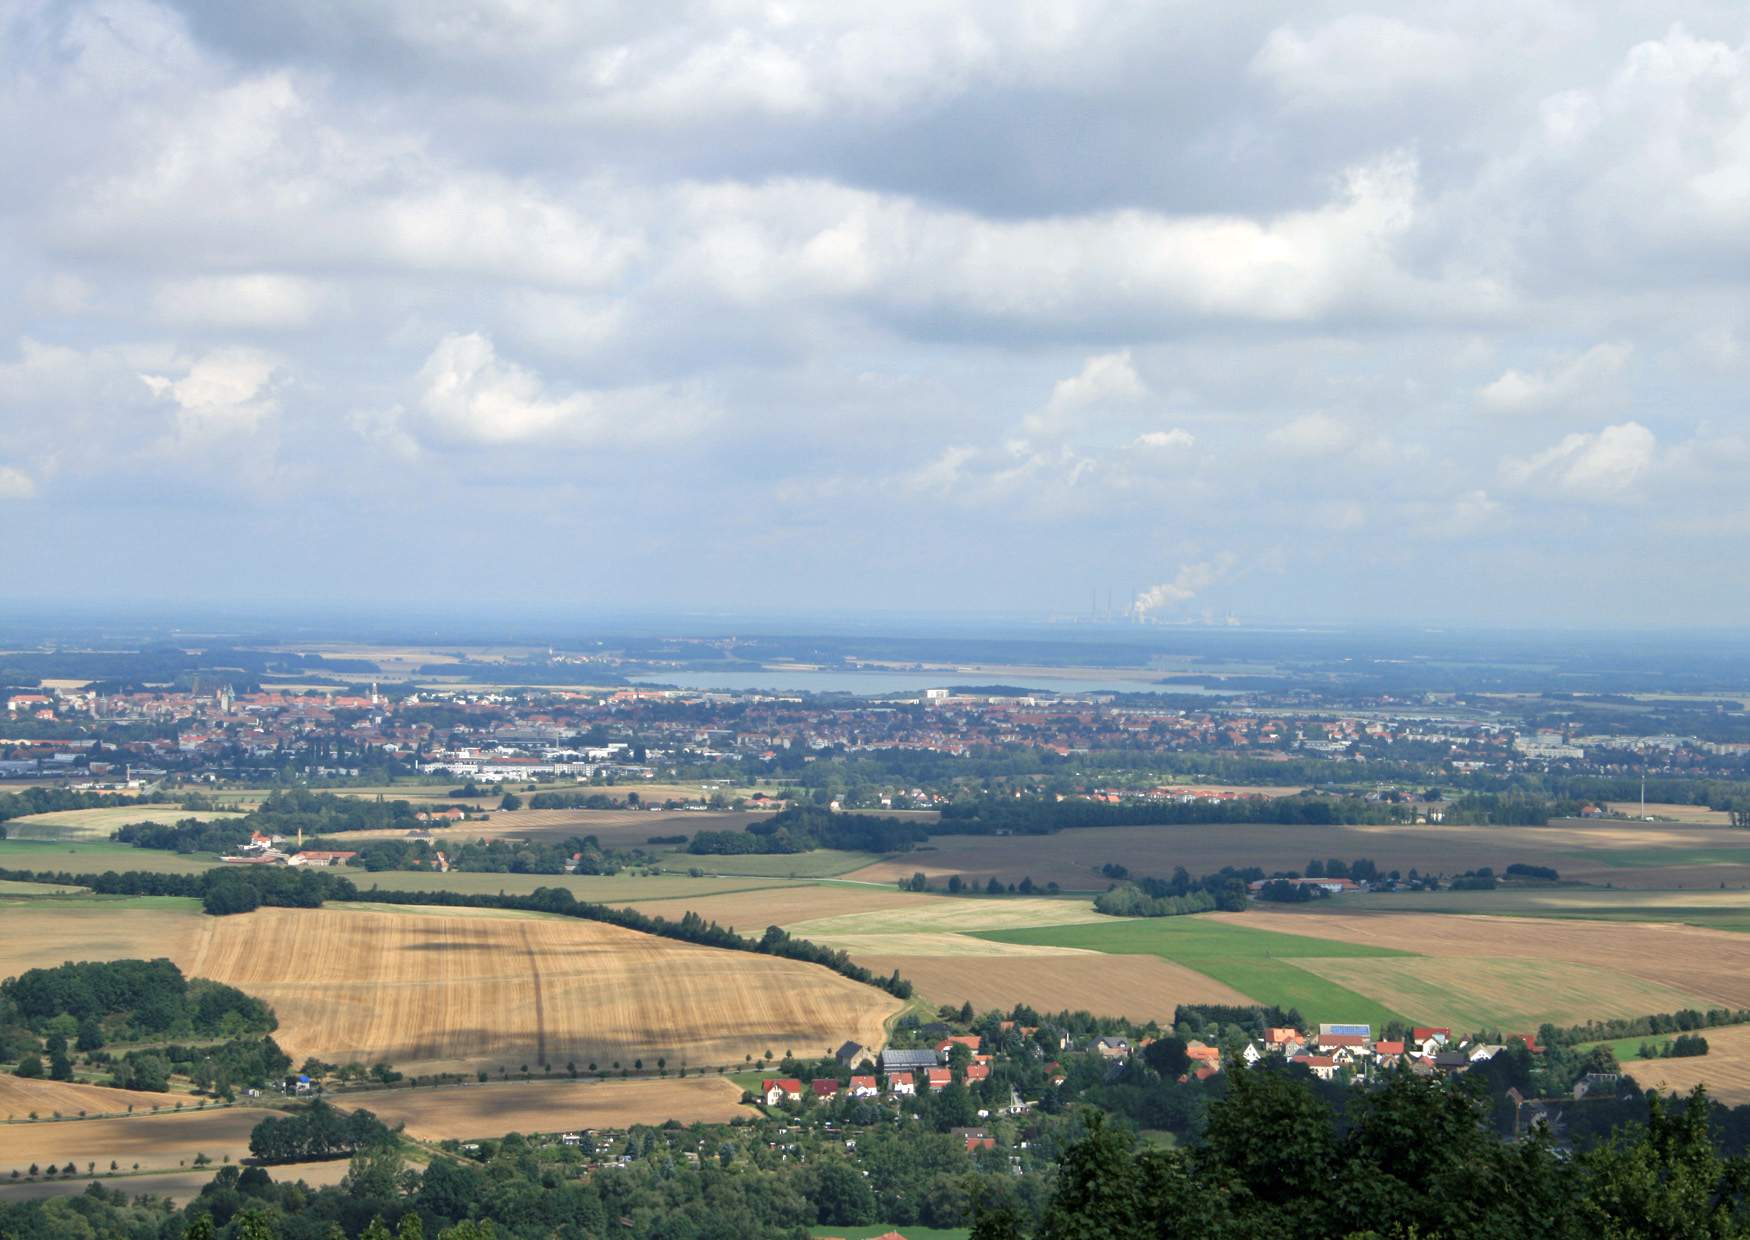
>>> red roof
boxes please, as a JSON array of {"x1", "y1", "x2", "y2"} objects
[
  {"x1": 849, "y1": 1075, "x2": 878, "y2": 1090},
  {"x1": 1320, "y1": 1033, "x2": 1368, "y2": 1048},
  {"x1": 1374, "y1": 1041, "x2": 1406, "y2": 1054},
  {"x1": 965, "y1": 1063, "x2": 991, "y2": 1081},
  {"x1": 810, "y1": 1079, "x2": 840, "y2": 1097},
  {"x1": 760, "y1": 1078, "x2": 803, "y2": 1095},
  {"x1": 1412, "y1": 1027, "x2": 1451, "y2": 1040}
]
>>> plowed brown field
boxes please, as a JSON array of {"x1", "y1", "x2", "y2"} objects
[{"x1": 179, "y1": 906, "x2": 901, "y2": 1073}]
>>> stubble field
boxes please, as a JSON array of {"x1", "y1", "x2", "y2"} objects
[
  {"x1": 1622, "y1": 1024, "x2": 1750, "y2": 1104},
  {"x1": 339, "y1": 1077, "x2": 749, "y2": 1139},
  {"x1": 0, "y1": 1076, "x2": 190, "y2": 1121},
  {"x1": 179, "y1": 905, "x2": 903, "y2": 1073}
]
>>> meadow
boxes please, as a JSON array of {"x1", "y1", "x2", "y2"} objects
[{"x1": 0, "y1": 838, "x2": 218, "y2": 875}]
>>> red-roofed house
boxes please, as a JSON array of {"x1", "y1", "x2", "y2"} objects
[
  {"x1": 760, "y1": 1078, "x2": 804, "y2": 1105},
  {"x1": 885, "y1": 1071, "x2": 915, "y2": 1096},
  {"x1": 925, "y1": 1067, "x2": 952, "y2": 1089},
  {"x1": 848, "y1": 1075, "x2": 879, "y2": 1098},
  {"x1": 964, "y1": 1063, "x2": 991, "y2": 1082},
  {"x1": 936, "y1": 1035, "x2": 982, "y2": 1055},
  {"x1": 810, "y1": 1079, "x2": 840, "y2": 1099},
  {"x1": 1291, "y1": 1054, "x2": 1338, "y2": 1081}
]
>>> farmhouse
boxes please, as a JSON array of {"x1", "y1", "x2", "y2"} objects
[
  {"x1": 761, "y1": 1078, "x2": 804, "y2": 1105},
  {"x1": 288, "y1": 850, "x2": 358, "y2": 867}
]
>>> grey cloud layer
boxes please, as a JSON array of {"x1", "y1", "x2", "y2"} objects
[{"x1": 3, "y1": 0, "x2": 1749, "y2": 621}]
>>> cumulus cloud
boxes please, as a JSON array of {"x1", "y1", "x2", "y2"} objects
[
  {"x1": 1136, "y1": 554, "x2": 1238, "y2": 615},
  {"x1": 1501, "y1": 422, "x2": 1657, "y2": 495},
  {"x1": 1135, "y1": 428, "x2": 1195, "y2": 450},
  {"x1": 1023, "y1": 351, "x2": 1146, "y2": 434},
  {"x1": 1478, "y1": 343, "x2": 1631, "y2": 414},
  {"x1": 407, "y1": 332, "x2": 711, "y2": 448},
  {"x1": 141, "y1": 349, "x2": 281, "y2": 436}
]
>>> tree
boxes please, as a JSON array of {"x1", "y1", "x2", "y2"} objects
[
  {"x1": 15, "y1": 1054, "x2": 43, "y2": 1078},
  {"x1": 811, "y1": 1159, "x2": 878, "y2": 1226},
  {"x1": 1036, "y1": 1113, "x2": 1149, "y2": 1240},
  {"x1": 499, "y1": 792, "x2": 522, "y2": 811}
]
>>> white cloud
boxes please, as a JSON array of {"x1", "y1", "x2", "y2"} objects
[
  {"x1": 0, "y1": 465, "x2": 37, "y2": 500},
  {"x1": 1266, "y1": 412, "x2": 1352, "y2": 456},
  {"x1": 1478, "y1": 343, "x2": 1630, "y2": 414},
  {"x1": 1252, "y1": 16, "x2": 1475, "y2": 105},
  {"x1": 140, "y1": 349, "x2": 281, "y2": 436},
  {"x1": 1501, "y1": 421, "x2": 1657, "y2": 495},
  {"x1": 409, "y1": 332, "x2": 711, "y2": 448},
  {"x1": 153, "y1": 274, "x2": 336, "y2": 329},
  {"x1": 1023, "y1": 350, "x2": 1146, "y2": 434},
  {"x1": 1135, "y1": 428, "x2": 1195, "y2": 450}
]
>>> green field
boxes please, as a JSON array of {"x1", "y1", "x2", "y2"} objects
[
  {"x1": 978, "y1": 917, "x2": 1413, "y2": 1028},
  {"x1": 660, "y1": 849, "x2": 884, "y2": 878},
  {"x1": 0, "y1": 839, "x2": 218, "y2": 875}
]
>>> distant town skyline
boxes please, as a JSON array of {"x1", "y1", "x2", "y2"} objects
[{"x1": 5, "y1": 2, "x2": 1750, "y2": 626}]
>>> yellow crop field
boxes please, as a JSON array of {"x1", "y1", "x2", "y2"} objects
[
  {"x1": 5, "y1": 805, "x2": 244, "y2": 841},
  {"x1": 786, "y1": 896, "x2": 1106, "y2": 939},
  {"x1": 0, "y1": 1076, "x2": 189, "y2": 1121},
  {"x1": 0, "y1": 1107, "x2": 263, "y2": 1175},
  {"x1": 180, "y1": 905, "x2": 902, "y2": 1073},
  {"x1": 1623, "y1": 1024, "x2": 1750, "y2": 1104},
  {"x1": 340, "y1": 1077, "x2": 749, "y2": 1139},
  {"x1": 0, "y1": 899, "x2": 205, "y2": 981}
]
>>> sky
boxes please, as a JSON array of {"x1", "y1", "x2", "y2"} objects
[{"x1": 3, "y1": 1, "x2": 1750, "y2": 627}]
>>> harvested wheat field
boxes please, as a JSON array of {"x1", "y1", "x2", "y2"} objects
[
  {"x1": 1214, "y1": 910, "x2": 1750, "y2": 1013},
  {"x1": 0, "y1": 900, "x2": 204, "y2": 981},
  {"x1": 178, "y1": 905, "x2": 902, "y2": 1073},
  {"x1": 341, "y1": 1076, "x2": 748, "y2": 1139},
  {"x1": 854, "y1": 952, "x2": 1255, "y2": 1023},
  {"x1": 787, "y1": 896, "x2": 1106, "y2": 939},
  {"x1": 0, "y1": 1076, "x2": 189, "y2": 1121},
  {"x1": 624, "y1": 884, "x2": 931, "y2": 930},
  {"x1": 0, "y1": 1106, "x2": 263, "y2": 1175},
  {"x1": 0, "y1": 1159, "x2": 351, "y2": 1206},
  {"x1": 1623, "y1": 1024, "x2": 1750, "y2": 1104}
]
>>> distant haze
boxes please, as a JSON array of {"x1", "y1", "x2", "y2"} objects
[{"x1": 4, "y1": 3, "x2": 1750, "y2": 626}]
